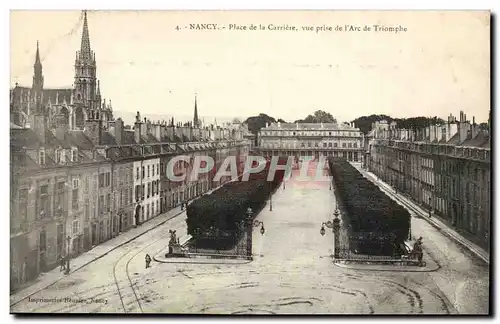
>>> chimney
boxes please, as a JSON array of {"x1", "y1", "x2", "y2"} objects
[
  {"x1": 134, "y1": 115, "x2": 142, "y2": 144},
  {"x1": 167, "y1": 122, "x2": 175, "y2": 141},
  {"x1": 115, "y1": 118, "x2": 124, "y2": 145},
  {"x1": 458, "y1": 116, "x2": 470, "y2": 144},
  {"x1": 471, "y1": 116, "x2": 480, "y2": 139}
]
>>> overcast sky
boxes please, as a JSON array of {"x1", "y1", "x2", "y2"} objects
[{"x1": 10, "y1": 10, "x2": 490, "y2": 125}]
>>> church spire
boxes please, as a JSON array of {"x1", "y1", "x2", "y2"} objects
[
  {"x1": 34, "y1": 40, "x2": 41, "y2": 67},
  {"x1": 193, "y1": 94, "x2": 200, "y2": 128},
  {"x1": 32, "y1": 41, "x2": 44, "y2": 93},
  {"x1": 80, "y1": 10, "x2": 92, "y2": 60}
]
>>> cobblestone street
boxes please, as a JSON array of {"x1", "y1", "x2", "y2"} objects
[{"x1": 10, "y1": 163, "x2": 489, "y2": 314}]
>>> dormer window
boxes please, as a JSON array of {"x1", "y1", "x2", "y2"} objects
[
  {"x1": 71, "y1": 147, "x2": 78, "y2": 162},
  {"x1": 39, "y1": 148, "x2": 45, "y2": 165},
  {"x1": 55, "y1": 148, "x2": 61, "y2": 164}
]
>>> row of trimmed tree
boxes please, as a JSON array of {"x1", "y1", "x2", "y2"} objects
[
  {"x1": 328, "y1": 158, "x2": 410, "y2": 255},
  {"x1": 186, "y1": 157, "x2": 288, "y2": 249}
]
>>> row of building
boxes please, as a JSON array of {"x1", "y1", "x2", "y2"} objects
[
  {"x1": 9, "y1": 11, "x2": 252, "y2": 291},
  {"x1": 366, "y1": 112, "x2": 491, "y2": 249}
]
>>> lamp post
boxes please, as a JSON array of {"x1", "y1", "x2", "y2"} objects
[
  {"x1": 65, "y1": 235, "x2": 71, "y2": 274},
  {"x1": 245, "y1": 208, "x2": 254, "y2": 259},
  {"x1": 320, "y1": 209, "x2": 341, "y2": 259}
]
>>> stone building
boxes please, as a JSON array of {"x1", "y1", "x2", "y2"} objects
[
  {"x1": 367, "y1": 111, "x2": 491, "y2": 249},
  {"x1": 257, "y1": 121, "x2": 365, "y2": 162},
  {"x1": 10, "y1": 11, "x2": 251, "y2": 292}
]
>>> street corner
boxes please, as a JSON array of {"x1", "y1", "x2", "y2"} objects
[{"x1": 152, "y1": 247, "x2": 252, "y2": 265}]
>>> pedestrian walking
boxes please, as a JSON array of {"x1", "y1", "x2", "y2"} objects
[
  {"x1": 145, "y1": 254, "x2": 152, "y2": 269},
  {"x1": 59, "y1": 255, "x2": 66, "y2": 271}
]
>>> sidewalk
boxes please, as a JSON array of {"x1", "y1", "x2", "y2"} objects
[
  {"x1": 353, "y1": 165, "x2": 489, "y2": 265},
  {"x1": 10, "y1": 205, "x2": 186, "y2": 307}
]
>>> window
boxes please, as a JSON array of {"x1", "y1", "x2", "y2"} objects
[
  {"x1": 135, "y1": 185, "x2": 141, "y2": 202},
  {"x1": 99, "y1": 195, "x2": 104, "y2": 214},
  {"x1": 152, "y1": 165, "x2": 155, "y2": 177},
  {"x1": 18, "y1": 188, "x2": 28, "y2": 222},
  {"x1": 106, "y1": 172, "x2": 110, "y2": 187},
  {"x1": 147, "y1": 166, "x2": 150, "y2": 178},
  {"x1": 334, "y1": 143, "x2": 338, "y2": 148},
  {"x1": 72, "y1": 188, "x2": 79, "y2": 210},
  {"x1": 129, "y1": 188, "x2": 133, "y2": 205},
  {"x1": 342, "y1": 143, "x2": 346, "y2": 148},
  {"x1": 73, "y1": 178, "x2": 80, "y2": 189},
  {"x1": 147, "y1": 204, "x2": 150, "y2": 218},
  {"x1": 72, "y1": 220, "x2": 79, "y2": 235},
  {"x1": 142, "y1": 167, "x2": 145, "y2": 179},
  {"x1": 136, "y1": 167, "x2": 140, "y2": 180},
  {"x1": 39, "y1": 185, "x2": 49, "y2": 218},
  {"x1": 308, "y1": 142, "x2": 311, "y2": 147},
  {"x1": 353, "y1": 143, "x2": 357, "y2": 148},
  {"x1": 84, "y1": 199, "x2": 89, "y2": 222},
  {"x1": 72, "y1": 149, "x2": 78, "y2": 162},
  {"x1": 156, "y1": 200, "x2": 159, "y2": 214},
  {"x1": 39, "y1": 149, "x2": 45, "y2": 165},
  {"x1": 142, "y1": 185, "x2": 145, "y2": 199},
  {"x1": 120, "y1": 189, "x2": 123, "y2": 207},
  {"x1": 147, "y1": 183, "x2": 151, "y2": 198},
  {"x1": 106, "y1": 193, "x2": 111, "y2": 212},
  {"x1": 56, "y1": 182, "x2": 65, "y2": 209},
  {"x1": 99, "y1": 174, "x2": 104, "y2": 188},
  {"x1": 152, "y1": 203, "x2": 155, "y2": 216}
]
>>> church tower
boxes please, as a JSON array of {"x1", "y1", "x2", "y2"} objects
[{"x1": 73, "y1": 11, "x2": 100, "y2": 129}]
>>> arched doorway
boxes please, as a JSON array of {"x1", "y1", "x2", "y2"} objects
[
  {"x1": 134, "y1": 204, "x2": 141, "y2": 226},
  {"x1": 39, "y1": 229, "x2": 47, "y2": 272}
]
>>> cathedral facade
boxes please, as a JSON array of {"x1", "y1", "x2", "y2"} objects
[{"x1": 10, "y1": 11, "x2": 114, "y2": 131}]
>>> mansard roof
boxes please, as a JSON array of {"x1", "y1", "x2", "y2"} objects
[{"x1": 266, "y1": 122, "x2": 358, "y2": 131}]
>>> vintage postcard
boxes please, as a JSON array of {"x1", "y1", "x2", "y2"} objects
[{"x1": 9, "y1": 10, "x2": 490, "y2": 315}]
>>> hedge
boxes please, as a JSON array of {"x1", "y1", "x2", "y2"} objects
[
  {"x1": 328, "y1": 157, "x2": 410, "y2": 255},
  {"x1": 186, "y1": 157, "x2": 288, "y2": 248}
]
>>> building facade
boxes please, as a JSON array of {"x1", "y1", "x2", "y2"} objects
[
  {"x1": 10, "y1": 11, "x2": 251, "y2": 292},
  {"x1": 367, "y1": 111, "x2": 491, "y2": 249},
  {"x1": 257, "y1": 122, "x2": 365, "y2": 162}
]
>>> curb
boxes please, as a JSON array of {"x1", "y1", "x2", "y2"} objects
[
  {"x1": 360, "y1": 169, "x2": 489, "y2": 265},
  {"x1": 152, "y1": 255, "x2": 252, "y2": 265},
  {"x1": 333, "y1": 261, "x2": 440, "y2": 273},
  {"x1": 10, "y1": 209, "x2": 185, "y2": 308}
]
